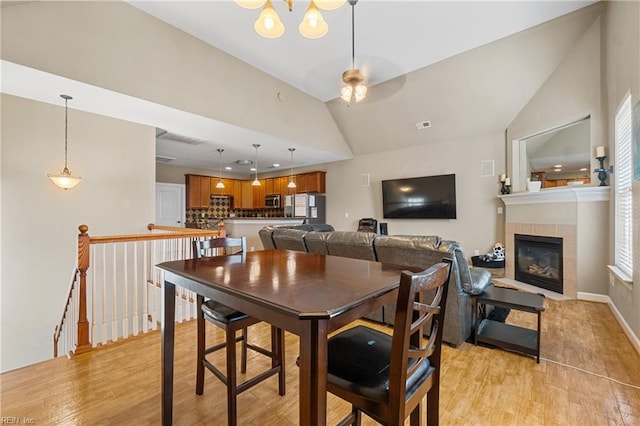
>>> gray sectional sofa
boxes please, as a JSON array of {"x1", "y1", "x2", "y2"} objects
[{"x1": 258, "y1": 225, "x2": 493, "y2": 347}]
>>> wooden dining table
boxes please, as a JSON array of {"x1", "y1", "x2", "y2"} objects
[{"x1": 157, "y1": 249, "x2": 410, "y2": 426}]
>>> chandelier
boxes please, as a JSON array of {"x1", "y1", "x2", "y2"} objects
[
  {"x1": 340, "y1": 0, "x2": 367, "y2": 104},
  {"x1": 235, "y1": 0, "x2": 346, "y2": 39},
  {"x1": 48, "y1": 94, "x2": 82, "y2": 190}
]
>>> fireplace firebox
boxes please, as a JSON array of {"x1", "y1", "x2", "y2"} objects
[{"x1": 514, "y1": 234, "x2": 563, "y2": 293}]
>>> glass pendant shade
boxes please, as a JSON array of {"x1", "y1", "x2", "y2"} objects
[
  {"x1": 234, "y1": 0, "x2": 265, "y2": 9},
  {"x1": 48, "y1": 94, "x2": 82, "y2": 190},
  {"x1": 315, "y1": 0, "x2": 346, "y2": 10},
  {"x1": 299, "y1": 1, "x2": 328, "y2": 39},
  {"x1": 255, "y1": 0, "x2": 285, "y2": 38},
  {"x1": 48, "y1": 167, "x2": 82, "y2": 190}
]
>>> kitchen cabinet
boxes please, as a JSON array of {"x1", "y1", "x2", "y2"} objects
[
  {"x1": 210, "y1": 178, "x2": 234, "y2": 196},
  {"x1": 305, "y1": 171, "x2": 326, "y2": 193},
  {"x1": 232, "y1": 180, "x2": 242, "y2": 207},
  {"x1": 265, "y1": 178, "x2": 274, "y2": 195},
  {"x1": 239, "y1": 180, "x2": 254, "y2": 209},
  {"x1": 252, "y1": 179, "x2": 266, "y2": 209},
  {"x1": 186, "y1": 174, "x2": 213, "y2": 209}
]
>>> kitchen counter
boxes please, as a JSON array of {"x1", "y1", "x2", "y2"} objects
[{"x1": 224, "y1": 218, "x2": 303, "y2": 251}]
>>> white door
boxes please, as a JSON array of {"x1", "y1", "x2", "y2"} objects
[{"x1": 156, "y1": 183, "x2": 185, "y2": 227}]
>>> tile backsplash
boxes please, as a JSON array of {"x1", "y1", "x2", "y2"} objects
[{"x1": 185, "y1": 197, "x2": 283, "y2": 225}]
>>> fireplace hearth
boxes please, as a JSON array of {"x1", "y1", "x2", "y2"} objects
[{"x1": 514, "y1": 234, "x2": 563, "y2": 293}]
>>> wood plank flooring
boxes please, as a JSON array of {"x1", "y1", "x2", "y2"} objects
[{"x1": 1, "y1": 298, "x2": 639, "y2": 425}]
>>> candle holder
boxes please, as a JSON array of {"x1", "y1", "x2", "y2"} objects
[{"x1": 593, "y1": 156, "x2": 614, "y2": 186}]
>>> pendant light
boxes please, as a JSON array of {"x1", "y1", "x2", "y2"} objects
[
  {"x1": 48, "y1": 94, "x2": 82, "y2": 190},
  {"x1": 287, "y1": 148, "x2": 297, "y2": 189},
  {"x1": 215, "y1": 149, "x2": 225, "y2": 189},
  {"x1": 254, "y1": 0, "x2": 285, "y2": 38},
  {"x1": 340, "y1": 0, "x2": 367, "y2": 104},
  {"x1": 252, "y1": 144, "x2": 261, "y2": 186}
]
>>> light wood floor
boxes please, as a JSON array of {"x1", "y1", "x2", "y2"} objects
[{"x1": 1, "y1": 298, "x2": 639, "y2": 425}]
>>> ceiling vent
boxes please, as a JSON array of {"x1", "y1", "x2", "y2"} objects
[
  {"x1": 235, "y1": 159, "x2": 253, "y2": 166},
  {"x1": 415, "y1": 121, "x2": 431, "y2": 130},
  {"x1": 156, "y1": 155, "x2": 176, "y2": 163},
  {"x1": 156, "y1": 129, "x2": 207, "y2": 146}
]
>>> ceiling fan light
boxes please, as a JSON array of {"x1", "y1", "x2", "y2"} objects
[
  {"x1": 255, "y1": 0, "x2": 284, "y2": 38},
  {"x1": 315, "y1": 0, "x2": 346, "y2": 11},
  {"x1": 299, "y1": 1, "x2": 328, "y2": 39},
  {"x1": 354, "y1": 84, "x2": 367, "y2": 102},
  {"x1": 234, "y1": 0, "x2": 266, "y2": 9},
  {"x1": 340, "y1": 85, "x2": 353, "y2": 102}
]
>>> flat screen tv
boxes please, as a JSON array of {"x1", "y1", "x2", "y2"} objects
[{"x1": 382, "y1": 174, "x2": 457, "y2": 219}]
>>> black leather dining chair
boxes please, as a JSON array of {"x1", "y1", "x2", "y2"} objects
[
  {"x1": 326, "y1": 259, "x2": 452, "y2": 426},
  {"x1": 192, "y1": 237, "x2": 285, "y2": 426}
]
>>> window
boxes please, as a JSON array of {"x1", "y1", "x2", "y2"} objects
[{"x1": 614, "y1": 93, "x2": 633, "y2": 280}]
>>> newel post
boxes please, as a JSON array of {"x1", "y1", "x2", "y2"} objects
[{"x1": 76, "y1": 224, "x2": 92, "y2": 354}]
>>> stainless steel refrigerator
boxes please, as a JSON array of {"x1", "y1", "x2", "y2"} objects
[{"x1": 284, "y1": 194, "x2": 326, "y2": 224}]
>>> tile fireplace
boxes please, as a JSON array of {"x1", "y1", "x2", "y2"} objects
[{"x1": 514, "y1": 234, "x2": 563, "y2": 293}]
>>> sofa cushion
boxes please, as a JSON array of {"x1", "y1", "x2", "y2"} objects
[
  {"x1": 305, "y1": 231, "x2": 330, "y2": 255},
  {"x1": 373, "y1": 235, "x2": 443, "y2": 267},
  {"x1": 325, "y1": 231, "x2": 377, "y2": 261},
  {"x1": 272, "y1": 228, "x2": 308, "y2": 252},
  {"x1": 258, "y1": 225, "x2": 277, "y2": 250}
]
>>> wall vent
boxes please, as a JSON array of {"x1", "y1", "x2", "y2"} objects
[
  {"x1": 157, "y1": 130, "x2": 207, "y2": 146},
  {"x1": 156, "y1": 155, "x2": 176, "y2": 163}
]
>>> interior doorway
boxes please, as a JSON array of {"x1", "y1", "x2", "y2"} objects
[{"x1": 156, "y1": 183, "x2": 185, "y2": 227}]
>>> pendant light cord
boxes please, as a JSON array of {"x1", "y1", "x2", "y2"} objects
[
  {"x1": 351, "y1": 1, "x2": 355, "y2": 69},
  {"x1": 64, "y1": 96, "x2": 69, "y2": 169}
]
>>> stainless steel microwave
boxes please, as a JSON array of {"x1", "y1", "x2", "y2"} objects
[{"x1": 265, "y1": 194, "x2": 280, "y2": 208}]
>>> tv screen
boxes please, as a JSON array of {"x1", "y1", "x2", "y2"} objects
[{"x1": 382, "y1": 174, "x2": 457, "y2": 219}]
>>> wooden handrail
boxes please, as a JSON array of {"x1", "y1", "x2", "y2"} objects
[
  {"x1": 53, "y1": 268, "x2": 80, "y2": 358},
  {"x1": 56, "y1": 223, "x2": 221, "y2": 357}
]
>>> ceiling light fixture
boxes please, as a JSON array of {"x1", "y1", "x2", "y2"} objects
[
  {"x1": 237, "y1": 0, "x2": 345, "y2": 39},
  {"x1": 287, "y1": 148, "x2": 297, "y2": 189},
  {"x1": 48, "y1": 94, "x2": 82, "y2": 190},
  {"x1": 340, "y1": 0, "x2": 367, "y2": 105},
  {"x1": 216, "y1": 149, "x2": 225, "y2": 189},
  {"x1": 252, "y1": 144, "x2": 261, "y2": 186}
]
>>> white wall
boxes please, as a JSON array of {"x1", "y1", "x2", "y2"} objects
[
  {"x1": 603, "y1": 0, "x2": 640, "y2": 340},
  {"x1": 0, "y1": 95, "x2": 155, "y2": 372},
  {"x1": 324, "y1": 132, "x2": 506, "y2": 254}
]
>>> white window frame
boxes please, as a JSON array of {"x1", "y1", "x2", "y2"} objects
[{"x1": 612, "y1": 93, "x2": 633, "y2": 283}]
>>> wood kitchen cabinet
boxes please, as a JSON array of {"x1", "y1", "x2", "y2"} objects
[
  {"x1": 305, "y1": 171, "x2": 326, "y2": 193},
  {"x1": 186, "y1": 174, "x2": 213, "y2": 209},
  {"x1": 252, "y1": 179, "x2": 266, "y2": 208},
  {"x1": 240, "y1": 180, "x2": 254, "y2": 209}
]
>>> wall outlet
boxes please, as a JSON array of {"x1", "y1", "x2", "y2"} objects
[
  {"x1": 497, "y1": 207, "x2": 503, "y2": 214},
  {"x1": 474, "y1": 249, "x2": 480, "y2": 256},
  {"x1": 345, "y1": 212, "x2": 349, "y2": 218}
]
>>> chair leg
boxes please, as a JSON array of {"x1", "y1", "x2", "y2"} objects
[
  {"x1": 195, "y1": 294, "x2": 205, "y2": 395},
  {"x1": 409, "y1": 402, "x2": 423, "y2": 426},
  {"x1": 272, "y1": 326, "x2": 286, "y2": 395},
  {"x1": 240, "y1": 327, "x2": 248, "y2": 374},
  {"x1": 426, "y1": 384, "x2": 440, "y2": 426},
  {"x1": 225, "y1": 327, "x2": 238, "y2": 426}
]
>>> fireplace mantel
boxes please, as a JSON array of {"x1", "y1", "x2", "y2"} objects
[
  {"x1": 498, "y1": 186, "x2": 610, "y2": 205},
  {"x1": 499, "y1": 185, "x2": 609, "y2": 299}
]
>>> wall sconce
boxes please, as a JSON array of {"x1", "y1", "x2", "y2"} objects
[{"x1": 48, "y1": 94, "x2": 82, "y2": 190}]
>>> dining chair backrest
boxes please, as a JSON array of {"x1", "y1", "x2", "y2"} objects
[
  {"x1": 192, "y1": 237, "x2": 246, "y2": 259},
  {"x1": 388, "y1": 258, "x2": 452, "y2": 423}
]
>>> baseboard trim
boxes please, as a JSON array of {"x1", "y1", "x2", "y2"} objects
[{"x1": 577, "y1": 292, "x2": 640, "y2": 355}]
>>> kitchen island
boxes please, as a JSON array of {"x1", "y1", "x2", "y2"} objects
[{"x1": 223, "y1": 218, "x2": 303, "y2": 251}]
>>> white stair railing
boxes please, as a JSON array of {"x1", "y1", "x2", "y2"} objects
[{"x1": 54, "y1": 224, "x2": 220, "y2": 357}]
